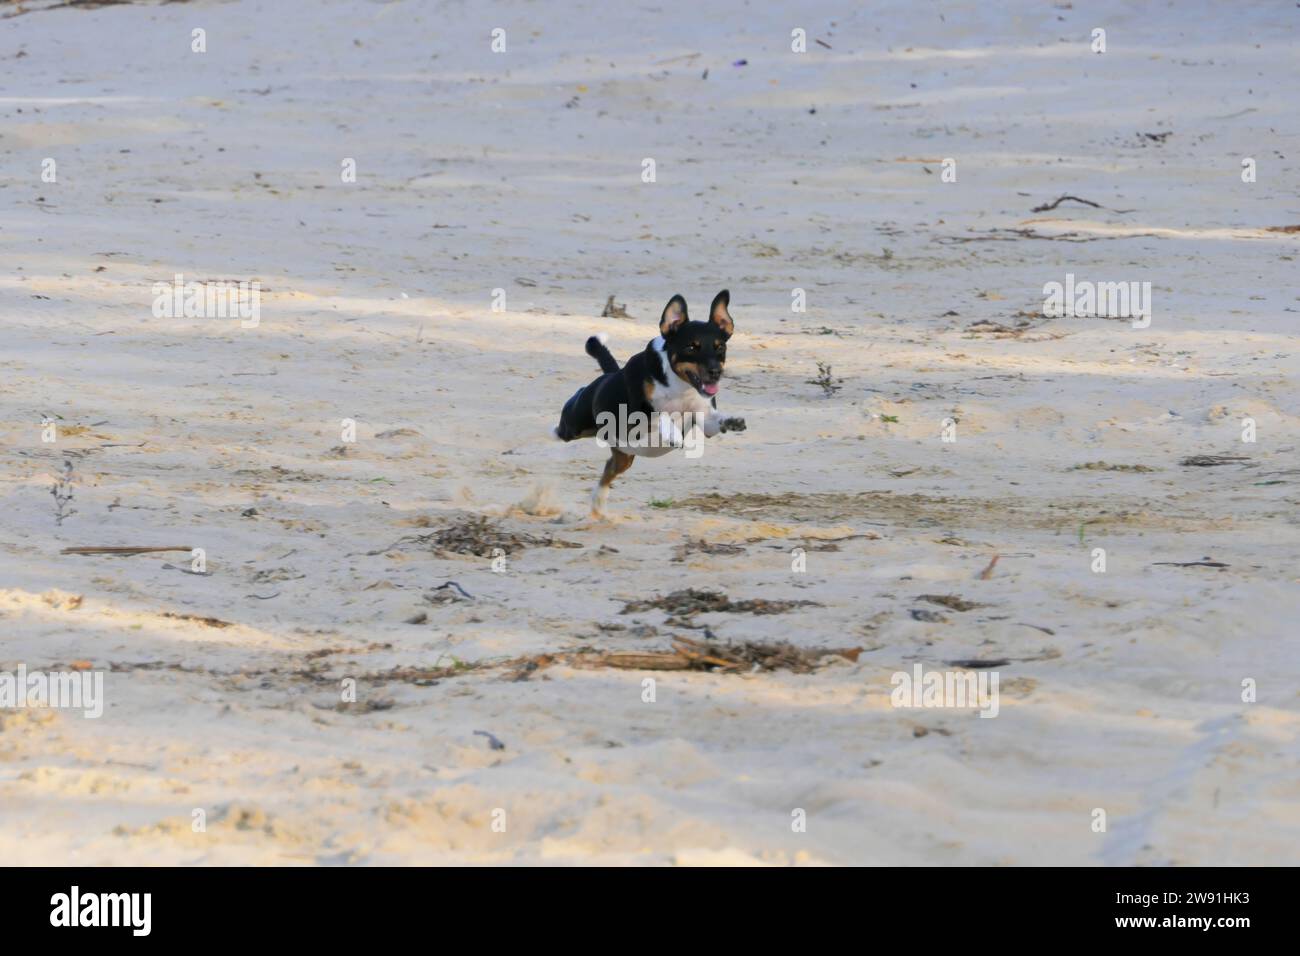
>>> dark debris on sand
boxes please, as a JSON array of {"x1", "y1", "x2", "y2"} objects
[
  {"x1": 508, "y1": 636, "x2": 861, "y2": 677},
  {"x1": 1179, "y1": 455, "x2": 1250, "y2": 467},
  {"x1": 370, "y1": 514, "x2": 583, "y2": 558},
  {"x1": 671, "y1": 539, "x2": 747, "y2": 562},
  {"x1": 916, "y1": 593, "x2": 987, "y2": 612},
  {"x1": 620, "y1": 587, "x2": 821, "y2": 618}
]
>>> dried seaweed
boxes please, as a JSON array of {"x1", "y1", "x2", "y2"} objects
[
  {"x1": 1179, "y1": 455, "x2": 1250, "y2": 467},
  {"x1": 621, "y1": 588, "x2": 820, "y2": 617},
  {"x1": 916, "y1": 594, "x2": 987, "y2": 612},
  {"x1": 522, "y1": 636, "x2": 861, "y2": 676},
  {"x1": 378, "y1": 514, "x2": 583, "y2": 557},
  {"x1": 671, "y1": 539, "x2": 747, "y2": 562},
  {"x1": 1070, "y1": 461, "x2": 1157, "y2": 472}
]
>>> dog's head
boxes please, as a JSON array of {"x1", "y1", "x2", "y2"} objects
[{"x1": 657, "y1": 290, "x2": 734, "y2": 397}]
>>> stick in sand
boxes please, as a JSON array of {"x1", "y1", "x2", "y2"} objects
[{"x1": 62, "y1": 546, "x2": 194, "y2": 556}]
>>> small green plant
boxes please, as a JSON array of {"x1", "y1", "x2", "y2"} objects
[
  {"x1": 648, "y1": 498, "x2": 675, "y2": 509},
  {"x1": 880, "y1": 414, "x2": 899, "y2": 423},
  {"x1": 436, "y1": 654, "x2": 476, "y2": 673},
  {"x1": 807, "y1": 361, "x2": 842, "y2": 397}
]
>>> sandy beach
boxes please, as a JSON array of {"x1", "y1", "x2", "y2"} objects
[{"x1": 1, "y1": 0, "x2": 1297, "y2": 865}]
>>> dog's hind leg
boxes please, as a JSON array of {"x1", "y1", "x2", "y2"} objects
[
  {"x1": 554, "y1": 386, "x2": 595, "y2": 441},
  {"x1": 590, "y1": 449, "x2": 634, "y2": 518}
]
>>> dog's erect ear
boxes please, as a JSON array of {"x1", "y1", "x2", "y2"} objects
[
  {"x1": 659, "y1": 294, "x2": 689, "y2": 336},
  {"x1": 708, "y1": 289, "x2": 734, "y2": 338}
]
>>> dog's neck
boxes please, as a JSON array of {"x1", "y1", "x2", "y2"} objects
[{"x1": 648, "y1": 336, "x2": 672, "y2": 387}]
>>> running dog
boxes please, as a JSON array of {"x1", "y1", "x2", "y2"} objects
[{"x1": 553, "y1": 290, "x2": 746, "y2": 516}]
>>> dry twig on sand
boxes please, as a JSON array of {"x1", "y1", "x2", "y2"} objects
[
  {"x1": 62, "y1": 545, "x2": 194, "y2": 556},
  {"x1": 600, "y1": 295, "x2": 631, "y2": 318},
  {"x1": 1030, "y1": 195, "x2": 1104, "y2": 213}
]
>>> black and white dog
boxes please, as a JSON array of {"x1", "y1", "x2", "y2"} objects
[{"x1": 554, "y1": 290, "x2": 746, "y2": 516}]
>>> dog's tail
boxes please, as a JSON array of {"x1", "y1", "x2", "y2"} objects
[{"x1": 586, "y1": 333, "x2": 620, "y2": 374}]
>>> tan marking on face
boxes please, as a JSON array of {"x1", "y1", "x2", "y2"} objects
[{"x1": 671, "y1": 359, "x2": 702, "y2": 387}]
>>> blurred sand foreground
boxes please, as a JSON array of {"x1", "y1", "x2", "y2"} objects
[{"x1": 1, "y1": 0, "x2": 1297, "y2": 865}]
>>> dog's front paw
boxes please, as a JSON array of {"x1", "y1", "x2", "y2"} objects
[{"x1": 719, "y1": 416, "x2": 746, "y2": 433}]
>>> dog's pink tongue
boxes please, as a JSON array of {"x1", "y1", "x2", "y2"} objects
[{"x1": 703, "y1": 383, "x2": 719, "y2": 396}]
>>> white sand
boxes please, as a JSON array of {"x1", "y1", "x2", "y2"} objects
[{"x1": 1, "y1": 0, "x2": 1297, "y2": 865}]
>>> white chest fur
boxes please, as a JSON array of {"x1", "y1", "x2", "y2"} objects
[
  {"x1": 609, "y1": 338, "x2": 714, "y2": 458},
  {"x1": 648, "y1": 337, "x2": 713, "y2": 416}
]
